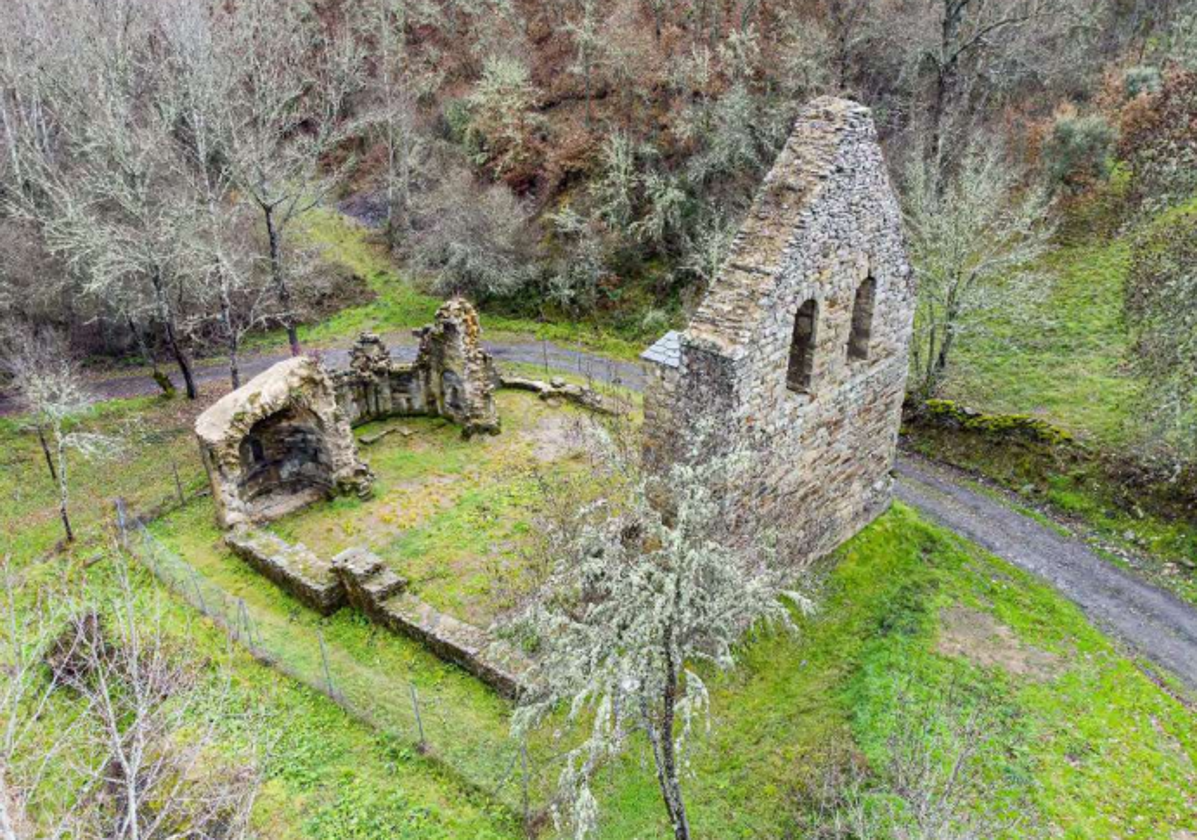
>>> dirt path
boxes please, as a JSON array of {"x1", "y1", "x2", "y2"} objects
[
  {"x1": 5, "y1": 340, "x2": 1195, "y2": 689},
  {"x1": 897, "y1": 452, "x2": 1197, "y2": 690}
]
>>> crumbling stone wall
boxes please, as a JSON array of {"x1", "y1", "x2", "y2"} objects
[
  {"x1": 196, "y1": 356, "x2": 373, "y2": 529},
  {"x1": 642, "y1": 96, "x2": 915, "y2": 564},
  {"x1": 333, "y1": 298, "x2": 500, "y2": 437}
]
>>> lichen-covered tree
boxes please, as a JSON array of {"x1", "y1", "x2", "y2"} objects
[
  {"x1": 903, "y1": 143, "x2": 1054, "y2": 401},
  {"x1": 1, "y1": 330, "x2": 119, "y2": 544},
  {"x1": 511, "y1": 419, "x2": 809, "y2": 840}
]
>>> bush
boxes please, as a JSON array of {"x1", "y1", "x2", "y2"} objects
[
  {"x1": 410, "y1": 166, "x2": 537, "y2": 299},
  {"x1": 1120, "y1": 70, "x2": 1197, "y2": 211},
  {"x1": 1044, "y1": 114, "x2": 1117, "y2": 189},
  {"x1": 1124, "y1": 65, "x2": 1162, "y2": 99},
  {"x1": 462, "y1": 56, "x2": 544, "y2": 179}
]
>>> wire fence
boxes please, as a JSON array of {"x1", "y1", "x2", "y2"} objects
[{"x1": 115, "y1": 499, "x2": 541, "y2": 821}]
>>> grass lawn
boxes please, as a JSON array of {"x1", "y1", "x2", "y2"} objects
[
  {"x1": 0, "y1": 394, "x2": 523, "y2": 838},
  {"x1": 4, "y1": 349, "x2": 1194, "y2": 838},
  {"x1": 944, "y1": 235, "x2": 1138, "y2": 448},
  {"x1": 591, "y1": 503, "x2": 1197, "y2": 838},
  {"x1": 266, "y1": 390, "x2": 591, "y2": 627}
]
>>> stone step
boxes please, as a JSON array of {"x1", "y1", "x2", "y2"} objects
[{"x1": 331, "y1": 547, "x2": 409, "y2": 615}]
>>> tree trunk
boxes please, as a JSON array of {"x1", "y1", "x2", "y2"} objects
[
  {"x1": 126, "y1": 315, "x2": 170, "y2": 396},
  {"x1": 218, "y1": 281, "x2": 241, "y2": 390},
  {"x1": 0, "y1": 768, "x2": 20, "y2": 840},
  {"x1": 265, "y1": 206, "x2": 301, "y2": 357},
  {"x1": 150, "y1": 271, "x2": 197, "y2": 399},
  {"x1": 55, "y1": 436, "x2": 73, "y2": 544},
  {"x1": 37, "y1": 425, "x2": 57, "y2": 482},
  {"x1": 644, "y1": 631, "x2": 691, "y2": 840}
]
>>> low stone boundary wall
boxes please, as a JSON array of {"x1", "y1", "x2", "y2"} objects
[
  {"x1": 499, "y1": 375, "x2": 618, "y2": 415},
  {"x1": 331, "y1": 546, "x2": 534, "y2": 698},
  {"x1": 225, "y1": 529, "x2": 346, "y2": 615}
]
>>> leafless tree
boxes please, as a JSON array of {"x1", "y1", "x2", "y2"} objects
[
  {"x1": 1, "y1": 328, "x2": 119, "y2": 544},
  {"x1": 903, "y1": 142, "x2": 1055, "y2": 401},
  {"x1": 1, "y1": 555, "x2": 263, "y2": 839},
  {"x1": 218, "y1": 0, "x2": 364, "y2": 358}
]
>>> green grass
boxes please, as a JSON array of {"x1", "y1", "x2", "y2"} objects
[
  {"x1": 905, "y1": 427, "x2": 1197, "y2": 609},
  {"x1": 0, "y1": 396, "x2": 522, "y2": 838},
  {"x1": 588, "y1": 503, "x2": 1197, "y2": 838},
  {"x1": 945, "y1": 236, "x2": 1138, "y2": 447},
  {"x1": 266, "y1": 390, "x2": 591, "y2": 625}
]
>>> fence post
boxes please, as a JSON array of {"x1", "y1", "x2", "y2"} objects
[
  {"x1": 171, "y1": 460, "x2": 185, "y2": 505},
  {"x1": 409, "y1": 684, "x2": 426, "y2": 752},
  {"x1": 189, "y1": 566, "x2": 206, "y2": 614},
  {"x1": 318, "y1": 629, "x2": 335, "y2": 698},
  {"x1": 520, "y1": 740, "x2": 530, "y2": 827},
  {"x1": 114, "y1": 498, "x2": 128, "y2": 548}
]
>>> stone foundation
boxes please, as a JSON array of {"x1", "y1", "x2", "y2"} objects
[{"x1": 225, "y1": 529, "x2": 346, "y2": 615}]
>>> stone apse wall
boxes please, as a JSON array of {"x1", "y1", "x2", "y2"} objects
[
  {"x1": 195, "y1": 356, "x2": 374, "y2": 530},
  {"x1": 333, "y1": 298, "x2": 500, "y2": 437},
  {"x1": 642, "y1": 96, "x2": 916, "y2": 564}
]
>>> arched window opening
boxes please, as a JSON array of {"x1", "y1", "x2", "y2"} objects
[
  {"x1": 847, "y1": 277, "x2": 876, "y2": 362},
  {"x1": 787, "y1": 298, "x2": 818, "y2": 394}
]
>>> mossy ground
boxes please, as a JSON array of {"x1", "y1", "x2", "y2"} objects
[{"x1": 266, "y1": 389, "x2": 592, "y2": 626}]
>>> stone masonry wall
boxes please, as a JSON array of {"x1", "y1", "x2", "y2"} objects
[
  {"x1": 642, "y1": 96, "x2": 916, "y2": 564},
  {"x1": 332, "y1": 298, "x2": 500, "y2": 437}
]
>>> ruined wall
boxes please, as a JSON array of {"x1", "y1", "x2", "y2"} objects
[
  {"x1": 196, "y1": 356, "x2": 374, "y2": 529},
  {"x1": 642, "y1": 96, "x2": 915, "y2": 564},
  {"x1": 333, "y1": 299, "x2": 500, "y2": 437}
]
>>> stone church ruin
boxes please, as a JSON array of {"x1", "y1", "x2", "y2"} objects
[
  {"x1": 333, "y1": 297, "x2": 500, "y2": 437},
  {"x1": 196, "y1": 298, "x2": 500, "y2": 530},
  {"x1": 642, "y1": 96, "x2": 916, "y2": 564},
  {"x1": 195, "y1": 355, "x2": 374, "y2": 530},
  {"x1": 189, "y1": 96, "x2": 914, "y2": 696}
]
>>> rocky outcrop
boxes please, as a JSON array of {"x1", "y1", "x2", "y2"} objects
[{"x1": 225, "y1": 528, "x2": 346, "y2": 615}]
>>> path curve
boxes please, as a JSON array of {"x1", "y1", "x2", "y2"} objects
[
  {"x1": 4, "y1": 341, "x2": 1195, "y2": 689},
  {"x1": 897, "y1": 453, "x2": 1197, "y2": 689}
]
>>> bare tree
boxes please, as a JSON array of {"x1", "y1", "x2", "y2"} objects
[
  {"x1": 156, "y1": 0, "x2": 271, "y2": 390},
  {"x1": 353, "y1": 0, "x2": 430, "y2": 243},
  {"x1": 1, "y1": 329, "x2": 119, "y2": 544},
  {"x1": 219, "y1": 0, "x2": 363, "y2": 357},
  {"x1": 0, "y1": 556, "x2": 263, "y2": 839},
  {"x1": 511, "y1": 418, "x2": 810, "y2": 840},
  {"x1": 1, "y1": 0, "x2": 204, "y2": 399},
  {"x1": 795, "y1": 680, "x2": 1029, "y2": 839},
  {"x1": 903, "y1": 143, "x2": 1055, "y2": 401}
]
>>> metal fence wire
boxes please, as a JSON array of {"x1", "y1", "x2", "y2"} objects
[{"x1": 117, "y1": 500, "x2": 540, "y2": 820}]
